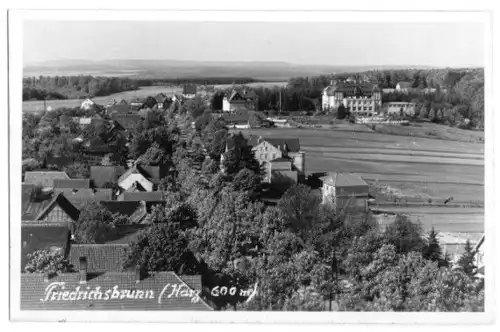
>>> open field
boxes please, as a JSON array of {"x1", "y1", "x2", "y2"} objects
[
  {"x1": 371, "y1": 122, "x2": 484, "y2": 143},
  {"x1": 22, "y1": 86, "x2": 183, "y2": 112},
  {"x1": 240, "y1": 126, "x2": 484, "y2": 234}
]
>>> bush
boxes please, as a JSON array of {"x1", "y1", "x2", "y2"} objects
[{"x1": 24, "y1": 249, "x2": 74, "y2": 276}]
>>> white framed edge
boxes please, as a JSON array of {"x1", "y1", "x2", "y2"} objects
[{"x1": 8, "y1": 8, "x2": 496, "y2": 324}]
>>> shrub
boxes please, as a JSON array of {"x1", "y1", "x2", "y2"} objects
[{"x1": 24, "y1": 249, "x2": 74, "y2": 276}]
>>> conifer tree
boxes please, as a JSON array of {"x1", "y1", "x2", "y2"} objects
[
  {"x1": 422, "y1": 227, "x2": 442, "y2": 263},
  {"x1": 457, "y1": 240, "x2": 477, "y2": 277}
]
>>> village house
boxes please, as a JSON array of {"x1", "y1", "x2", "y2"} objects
[
  {"x1": 53, "y1": 188, "x2": 113, "y2": 208},
  {"x1": 384, "y1": 102, "x2": 416, "y2": 116},
  {"x1": 322, "y1": 79, "x2": 382, "y2": 115},
  {"x1": 319, "y1": 172, "x2": 370, "y2": 213},
  {"x1": 251, "y1": 137, "x2": 305, "y2": 184},
  {"x1": 90, "y1": 166, "x2": 126, "y2": 188},
  {"x1": 117, "y1": 165, "x2": 163, "y2": 193},
  {"x1": 53, "y1": 178, "x2": 90, "y2": 189},
  {"x1": 100, "y1": 200, "x2": 165, "y2": 224},
  {"x1": 183, "y1": 85, "x2": 197, "y2": 99},
  {"x1": 395, "y1": 81, "x2": 414, "y2": 93},
  {"x1": 154, "y1": 93, "x2": 168, "y2": 109},
  {"x1": 80, "y1": 98, "x2": 95, "y2": 111},
  {"x1": 22, "y1": 191, "x2": 80, "y2": 223},
  {"x1": 24, "y1": 171, "x2": 70, "y2": 188},
  {"x1": 222, "y1": 89, "x2": 259, "y2": 113}
]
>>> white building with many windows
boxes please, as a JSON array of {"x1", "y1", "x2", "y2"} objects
[{"x1": 322, "y1": 79, "x2": 382, "y2": 116}]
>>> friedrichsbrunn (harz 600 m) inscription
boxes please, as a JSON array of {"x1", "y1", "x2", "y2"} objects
[{"x1": 16, "y1": 14, "x2": 486, "y2": 315}]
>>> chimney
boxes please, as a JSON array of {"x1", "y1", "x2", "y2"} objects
[
  {"x1": 330, "y1": 79, "x2": 333, "y2": 86},
  {"x1": 79, "y1": 257, "x2": 87, "y2": 284},
  {"x1": 135, "y1": 265, "x2": 142, "y2": 283}
]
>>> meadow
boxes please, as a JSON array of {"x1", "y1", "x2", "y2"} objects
[
  {"x1": 22, "y1": 86, "x2": 184, "y2": 112},
  {"x1": 240, "y1": 125, "x2": 485, "y2": 235}
]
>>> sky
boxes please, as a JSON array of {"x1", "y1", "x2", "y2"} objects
[{"x1": 23, "y1": 21, "x2": 485, "y2": 67}]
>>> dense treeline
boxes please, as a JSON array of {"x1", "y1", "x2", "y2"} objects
[
  {"x1": 22, "y1": 75, "x2": 139, "y2": 100},
  {"x1": 286, "y1": 68, "x2": 485, "y2": 127},
  {"x1": 135, "y1": 77, "x2": 259, "y2": 86}
]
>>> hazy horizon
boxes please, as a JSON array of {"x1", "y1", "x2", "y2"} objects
[{"x1": 23, "y1": 21, "x2": 485, "y2": 68}]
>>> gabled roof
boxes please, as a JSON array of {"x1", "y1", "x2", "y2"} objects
[
  {"x1": 154, "y1": 93, "x2": 167, "y2": 103},
  {"x1": 119, "y1": 191, "x2": 164, "y2": 202},
  {"x1": 45, "y1": 155, "x2": 74, "y2": 169},
  {"x1": 260, "y1": 138, "x2": 300, "y2": 153},
  {"x1": 111, "y1": 114, "x2": 142, "y2": 130},
  {"x1": 68, "y1": 244, "x2": 129, "y2": 272},
  {"x1": 319, "y1": 172, "x2": 368, "y2": 188},
  {"x1": 20, "y1": 272, "x2": 213, "y2": 310},
  {"x1": 396, "y1": 81, "x2": 413, "y2": 89},
  {"x1": 183, "y1": 84, "x2": 197, "y2": 95},
  {"x1": 21, "y1": 222, "x2": 70, "y2": 271},
  {"x1": 24, "y1": 171, "x2": 70, "y2": 188},
  {"x1": 100, "y1": 201, "x2": 165, "y2": 224},
  {"x1": 107, "y1": 104, "x2": 131, "y2": 114},
  {"x1": 35, "y1": 193, "x2": 80, "y2": 222},
  {"x1": 118, "y1": 165, "x2": 162, "y2": 185},
  {"x1": 90, "y1": 166, "x2": 126, "y2": 188},
  {"x1": 53, "y1": 178, "x2": 90, "y2": 189},
  {"x1": 54, "y1": 188, "x2": 113, "y2": 208}
]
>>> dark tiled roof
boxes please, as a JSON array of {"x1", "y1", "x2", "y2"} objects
[
  {"x1": 90, "y1": 166, "x2": 126, "y2": 188},
  {"x1": 99, "y1": 201, "x2": 155, "y2": 224},
  {"x1": 24, "y1": 171, "x2": 70, "y2": 187},
  {"x1": 20, "y1": 272, "x2": 213, "y2": 310},
  {"x1": 183, "y1": 84, "x2": 197, "y2": 95},
  {"x1": 262, "y1": 138, "x2": 300, "y2": 152},
  {"x1": 397, "y1": 81, "x2": 413, "y2": 89},
  {"x1": 53, "y1": 179, "x2": 90, "y2": 189},
  {"x1": 155, "y1": 93, "x2": 167, "y2": 103},
  {"x1": 36, "y1": 193, "x2": 81, "y2": 222},
  {"x1": 45, "y1": 155, "x2": 75, "y2": 169},
  {"x1": 119, "y1": 191, "x2": 164, "y2": 202},
  {"x1": 21, "y1": 223, "x2": 70, "y2": 271},
  {"x1": 107, "y1": 104, "x2": 131, "y2": 114},
  {"x1": 54, "y1": 189, "x2": 113, "y2": 208},
  {"x1": 118, "y1": 165, "x2": 162, "y2": 185},
  {"x1": 111, "y1": 114, "x2": 142, "y2": 130},
  {"x1": 105, "y1": 224, "x2": 149, "y2": 245},
  {"x1": 320, "y1": 172, "x2": 368, "y2": 188},
  {"x1": 22, "y1": 194, "x2": 53, "y2": 221},
  {"x1": 68, "y1": 244, "x2": 128, "y2": 273}
]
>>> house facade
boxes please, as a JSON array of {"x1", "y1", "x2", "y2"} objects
[
  {"x1": 322, "y1": 79, "x2": 382, "y2": 115},
  {"x1": 80, "y1": 98, "x2": 95, "y2": 110},
  {"x1": 183, "y1": 85, "x2": 197, "y2": 99},
  {"x1": 223, "y1": 90, "x2": 258, "y2": 113},
  {"x1": 384, "y1": 102, "x2": 416, "y2": 116},
  {"x1": 319, "y1": 172, "x2": 370, "y2": 213},
  {"x1": 251, "y1": 137, "x2": 305, "y2": 184}
]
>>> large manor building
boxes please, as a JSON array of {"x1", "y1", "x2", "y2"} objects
[{"x1": 322, "y1": 79, "x2": 382, "y2": 116}]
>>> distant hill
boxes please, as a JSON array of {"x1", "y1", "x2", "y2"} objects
[{"x1": 23, "y1": 59, "x2": 436, "y2": 81}]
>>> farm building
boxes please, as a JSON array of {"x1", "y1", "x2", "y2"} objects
[{"x1": 319, "y1": 172, "x2": 370, "y2": 213}]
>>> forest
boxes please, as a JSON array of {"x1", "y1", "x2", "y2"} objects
[{"x1": 22, "y1": 75, "x2": 139, "y2": 100}]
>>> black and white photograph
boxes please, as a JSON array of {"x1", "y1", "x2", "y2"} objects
[{"x1": 6, "y1": 4, "x2": 496, "y2": 325}]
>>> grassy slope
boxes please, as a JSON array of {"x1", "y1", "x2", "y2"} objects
[{"x1": 241, "y1": 126, "x2": 484, "y2": 233}]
